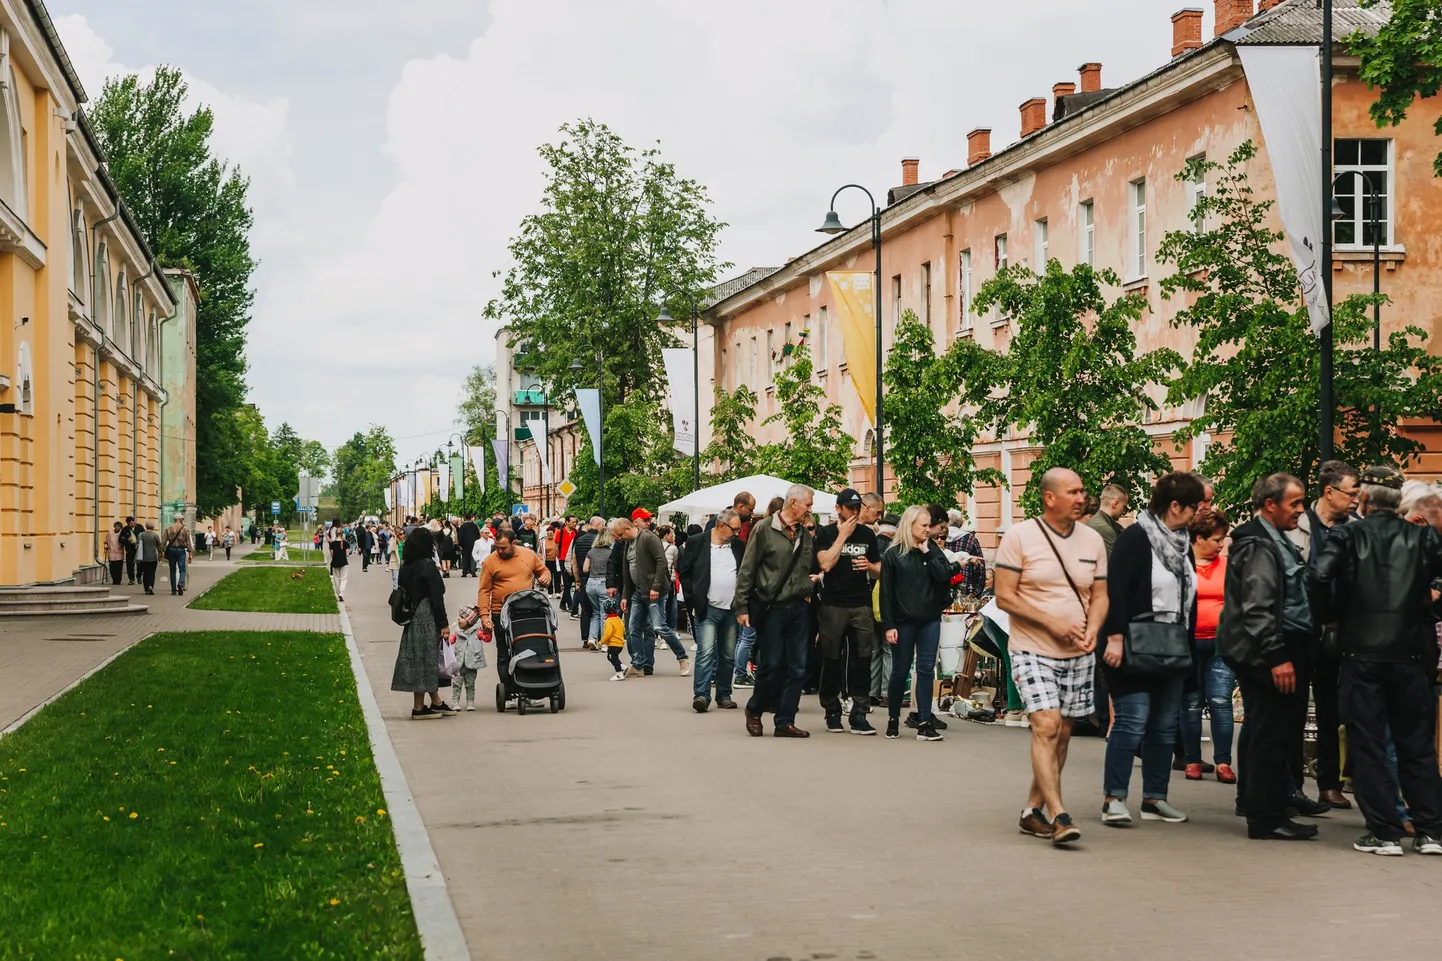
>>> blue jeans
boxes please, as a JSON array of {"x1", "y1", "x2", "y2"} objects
[
  {"x1": 626, "y1": 590, "x2": 686, "y2": 670},
  {"x1": 735, "y1": 624, "x2": 756, "y2": 679},
  {"x1": 586, "y1": 578, "x2": 609, "y2": 644},
  {"x1": 1105, "y1": 678, "x2": 1184, "y2": 800},
  {"x1": 693, "y1": 605, "x2": 738, "y2": 703},
  {"x1": 887, "y1": 620, "x2": 941, "y2": 721},
  {"x1": 165, "y1": 547, "x2": 188, "y2": 591},
  {"x1": 1181, "y1": 643, "x2": 1236, "y2": 765},
  {"x1": 745, "y1": 600, "x2": 810, "y2": 728}
]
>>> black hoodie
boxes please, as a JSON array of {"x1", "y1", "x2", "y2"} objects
[{"x1": 878, "y1": 543, "x2": 959, "y2": 632}]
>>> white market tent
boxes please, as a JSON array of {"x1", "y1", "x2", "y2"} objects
[{"x1": 657, "y1": 474, "x2": 838, "y2": 524}]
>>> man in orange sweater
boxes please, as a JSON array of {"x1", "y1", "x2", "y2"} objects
[{"x1": 478, "y1": 528, "x2": 551, "y2": 633}]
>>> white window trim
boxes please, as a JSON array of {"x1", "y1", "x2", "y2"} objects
[
  {"x1": 1129, "y1": 179, "x2": 1148, "y2": 281},
  {"x1": 1334, "y1": 138, "x2": 1395, "y2": 251},
  {"x1": 1080, "y1": 200, "x2": 1095, "y2": 268},
  {"x1": 1033, "y1": 218, "x2": 1048, "y2": 272},
  {"x1": 959, "y1": 249, "x2": 973, "y2": 332},
  {"x1": 1187, "y1": 156, "x2": 1206, "y2": 234}
]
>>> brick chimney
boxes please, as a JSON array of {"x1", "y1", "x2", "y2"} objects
[
  {"x1": 1171, "y1": 8, "x2": 1203, "y2": 56},
  {"x1": 1020, "y1": 98, "x2": 1047, "y2": 137},
  {"x1": 1257, "y1": 0, "x2": 1281, "y2": 9},
  {"x1": 1078, "y1": 62, "x2": 1102, "y2": 93},
  {"x1": 967, "y1": 128, "x2": 992, "y2": 166},
  {"x1": 1052, "y1": 81, "x2": 1076, "y2": 118},
  {"x1": 1214, "y1": 0, "x2": 1254, "y2": 37},
  {"x1": 901, "y1": 157, "x2": 919, "y2": 186}
]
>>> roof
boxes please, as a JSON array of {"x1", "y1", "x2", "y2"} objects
[
  {"x1": 1054, "y1": 88, "x2": 1118, "y2": 121},
  {"x1": 703, "y1": 266, "x2": 781, "y2": 308},
  {"x1": 887, "y1": 182, "x2": 935, "y2": 205},
  {"x1": 23, "y1": 0, "x2": 88, "y2": 104},
  {"x1": 1235, "y1": 0, "x2": 1391, "y2": 45}
]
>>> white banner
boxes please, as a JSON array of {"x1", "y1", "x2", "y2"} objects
[
  {"x1": 661, "y1": 347, "x2": 697, "y2": 458},
  {"x1": 535, "y1": 422, "x2": 552, "y2": 486},
  {"x1": 383, "y1": 487, "x2": 392, "y2": 511},
  {"x1": 438, "y1": 463, "x2": 451, "y2": 503},
  {"x1": 469, "y1": 444, "x2": 486, "y2": 493},
  {"x1": 575, "y1": 389, "x2": 602, "y2": 466},
  {"x1": 1238, "y1": 45, "x2": 1330, "y2": 335},
  {"x1": 492, "y1": 439, "x2": 509, "y2": 490}
]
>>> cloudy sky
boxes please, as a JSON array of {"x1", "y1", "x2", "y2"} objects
[{"x1": 53, "y1": 0, "x2": 1195, "y2": 466}]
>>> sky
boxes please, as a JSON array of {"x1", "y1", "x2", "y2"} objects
[{"x1": 51, "y1": 0, "x2": 1200, "y2": 468}]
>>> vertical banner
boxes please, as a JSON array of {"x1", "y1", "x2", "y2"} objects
[
  {"x1": 661, "y1": 347, "x2": 697, "y2": 457},
  {"x1": 492, "y1": 439, "x2": 510, "y2": 491},
  {"x1": 1237, "y1": 45, "x2": 1329, "y2": 335},
  {"x1": 450, "y1": 452, "x2": 464, "y2": 499},
  {"x1": 469, "y1": 444, "x2": 486, "y2": 493},
  {"x1": 417, "y1": 469, "x2": 431, "y2": 510},
  {"x1": 826, "y1": 271, "x2": 877, "y2": 424},
  {"x1": 383, "y1": 487, "x2": 392, "y2": 512},
  {"x1": 535, "y1": 426, "x2": 552, "y2": 487},
  {"x1": 438, "y1": 463, "x2": 451, "y2": 503},
  {"x1": 575, "y1": 388, "x2": 602, "y2": 466}
]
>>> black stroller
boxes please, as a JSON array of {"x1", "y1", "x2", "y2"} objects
[{"x1": 494, "y1": 588, "x2": 566, "y2": 714}]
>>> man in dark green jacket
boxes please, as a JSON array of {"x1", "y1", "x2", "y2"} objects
[
  {"x1": 736, "y1": 484, "x2": 816, "y2": 738},
  {"x1": 618, "y1": 509, "x2": 689, "y2": 677}
]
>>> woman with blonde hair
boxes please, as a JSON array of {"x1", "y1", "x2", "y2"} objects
[{"x1": 878, "y1": 505, "x2": 962, "y2": 741}]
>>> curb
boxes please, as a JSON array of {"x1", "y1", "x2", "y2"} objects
[
  {"x1": 335, "y1": 601, "x2": 471, "y2": 961},
  {"x1": 1, "y1": 633, "x2": 155, "y2": 737}
]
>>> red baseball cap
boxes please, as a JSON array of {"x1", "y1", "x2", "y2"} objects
[{"x1": 631, "y1": 507, "x2": 653, "y2": 521}]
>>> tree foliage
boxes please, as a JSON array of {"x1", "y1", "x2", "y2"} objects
[
  {"x1": 756, "y1": 343, "x2": 854, "y2": 491},
  {"x1": 883, "y1": 309, "x2": 1004, "y2": 506},
  {"x1": 332, "y1": 427, "x2": 398, "y2": 520},
  {"x1": 703, "y1": 384, "x2": 759, "y2": 483},
  {"x1": 1350, "y1": 0, "x2": 1442, "y2": 177},
  {"x1": 975, "y1": 262, "x2": 1179, "y2": 516},
  {"x1": 90, "y1": 67, "x2": 256, "y2": 518},
  {"x1": 456, "y1": 364, "x2": 498, "y2": 443},
  {"x1": 1158, "y1": 142, "x2": 1442, "y2": 517}
]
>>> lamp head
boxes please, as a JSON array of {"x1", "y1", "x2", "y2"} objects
[
  {"x1": 1330, "y1": 196, "x2": 1346, "y2": 221},
  {"x1": 816, "y1": 210, "x2": 846, "y2": 235},
  {"x1": 569, "y1": 359, "x2": 583, "y2": 372},
  {"x1": 656, "y1": 306, "x2": 674, "y2": 323}
]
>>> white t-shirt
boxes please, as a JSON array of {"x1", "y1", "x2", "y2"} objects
[{"x1": 708, "y1": 541, "x2": 739, "y2": 610}]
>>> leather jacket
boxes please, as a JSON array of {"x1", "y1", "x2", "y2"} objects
[
  {"x1": 1216, "y1": 518, "x2": 1297, "y2": 673},
  {"x1": 1313, "y1": 510, "x2": 1442, "y2": 663}
]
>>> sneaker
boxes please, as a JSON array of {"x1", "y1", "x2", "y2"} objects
[
  {"x1": 885, "y1": 718, "x2": 900, "y2": 739},
  {"x1": 825, "y1": 714, "x2": 844, "y2": 734},
  {"x1": 433, "y1": 702, "x2": 458, "y2": 716},
  {"x1": 1102, "y1": 799, "x2": 1132, "y2": 825},
  {"x1": 1051, "y1": 813, "x2": 1081, "y2": 845},
  {"x1": 1019, "y1": 807, "x2": 1053, "y2": 838},
  {"x1": 848, "y1": 715, "x2": 877, "y2": 736},
  {"x1": 904, "y1": 711, "x2": 948, "y2": 731},
  {"x1": 692, "y1": 696, "x2": 709, "y2": 714},
  {"x1": 611, "y1": 671, "x2": 625, "y2": 681},
  {"x1": 410, "y1": 708, "x2": 440, "y2": 720},
  {"x1": 915, "y1": 720, "x2": 944, "y2": 741},
  {"x1": 1412, "y1": 835, "x2": 1442, "y2": 855},
  {"x1": 733, "y1": 673, "x2": 755, "y2": 688},
  {"x1": 1354, "y1": 833, "x2": 1405, "y2": 856},
  {"x1": 642, "y1": 667, "x2": 653, "y2": 676},
  {"x1": 1141, "y1": 800, "x2": 1189, "y2": 823},
  {"x1": 1003, "y1": 709, "x2": 1030, "y2": 728},
  {"x1": 1287, "y1": 791, "x2": 1332, "y2": 818},
  {"x1": 465, "y1": 702, "x2": 476, "y2": 712},
  {"x1": 624, "y1": 666, "x2": 644, "y2": 678},
  {"x1": 679, "y1": 659, "x2": 691, "y2": 677}
]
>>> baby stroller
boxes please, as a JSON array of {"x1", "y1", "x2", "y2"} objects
[{"x1": 494, "y1": 588, "x2": 566, "y2": 714}]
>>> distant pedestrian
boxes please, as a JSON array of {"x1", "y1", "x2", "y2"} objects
[
  {"x1": 105, "y1": 522, "x2": 125, "y2": 585},
  {"x1": 164, "y1": 517, "x2": 192, "y2": 595},
  {"x1": 327, "y1": 518, "x2": 349, "y2": 600},
  {"x1": 222, "y1": 526, "x2": 235, "y2": 561},
  {"x1": 136, "y1": 522, "x2": 161, "y2": 595},
  {"x1": 121, "y1": 516, "x2": 143, "y2": 584}
]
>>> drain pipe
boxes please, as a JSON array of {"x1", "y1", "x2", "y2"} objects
[{"x1": 91, "y1": 209, "x2": 120, "y2": 570}]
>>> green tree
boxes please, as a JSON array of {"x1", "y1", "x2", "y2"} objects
[
  {"x1": 90, "y1": 67, "x2": 256, "y2": 518},
  {"x1": 883, "y1": 309, "x2": 1005, "y2": 507},
  {"x1": 702, "y1": 384, "x2": 759, "y2": 482},
  {"x1": 1350, "y1": 0, "x2": 1442, "y2": 176},
  {"x1": 485, "y1": 119, "x2": 727, "y2": 419},
  {"x1": 298, "y1": 440, "x2": 331, "y2": 479},
  {"x1": 756, "y1": 343, "x2": 854, "y2": 491},
  {"x1": 1158, "y1": 142, "x2": 1442, "y2": 517},
  {"x1": 332, "y1": 427, "x2": 398, "y2": 520},
  {"x1": 976, "y1": 262, "x2": 1179, "y2": 516},
  {"x1": 231, "y1": 406, "x2": 294, "y2": 525},
  {"x1": 456, "y1": 364, "x2": 498, "y2": 443}
]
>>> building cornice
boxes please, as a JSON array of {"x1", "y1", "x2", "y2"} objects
[{"x1": 0, "y1": 195, "x2": 45, "y2": 268}]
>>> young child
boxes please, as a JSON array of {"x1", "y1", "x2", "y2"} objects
[
  {"x1": 602, "y1": 598, "x2": 626, "y2": 680},
  {"x1": 451, "y1": 606, "x2": 487, "y2": 710}
]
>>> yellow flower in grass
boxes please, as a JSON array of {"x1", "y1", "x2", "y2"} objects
[
  {"x1": 254, "y1": 842, "x2": 264, "y2": 848},
  {"x1": 129, "y1": 812, "x2": 138, "y2": 819},
  {"x1": 377, "y1": 809, "x2": 387, "y2": 817},
  {"x1": 354, "y1": 815, "x2": 365, "y2": 824},
  {"x1": 329, "y1": 898, "x2": 340, "y2": 906}
]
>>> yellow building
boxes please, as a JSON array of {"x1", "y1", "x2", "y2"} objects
[{"x1": 0, "y1": 1, "x2": 190, "y2": 587}]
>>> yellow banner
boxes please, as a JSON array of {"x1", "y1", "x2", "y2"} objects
[{"x1": 826, "y1": 271, "x2": 876, "y2": 425}]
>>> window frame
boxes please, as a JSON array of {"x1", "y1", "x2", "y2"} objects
[
  {"x1": 1187, "y1": 155, "x2": 1206, "y2": 234},
  {"x1": 1129, "y1": 179, "x2": 1147, "y2": 281},
  {"x1": 1333, "y1": 137, "x2": 1393, "y2": 249},
  {"x1": 1033, "y1": 218, "x2": 1048, "y2": 271},
  {"x1": 921, "y1": 261, "x2": 932, "y2": 329},
  {"x1": 1080, "y1": 200, "x2": 1095, "y2": 267},
  {"x1": 958, "y1": 249, "x2": 973, "y2": 332}
]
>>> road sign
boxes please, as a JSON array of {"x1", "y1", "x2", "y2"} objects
[
  {"x1": 557, "y1": 479, "x2": 577, "y2": 498},
  {"x1": 270, "y1": 501, "x2": 281, "y2": 516},
  {"x1": 512, "y1": 504, "x2": 526, "y2": 516}
]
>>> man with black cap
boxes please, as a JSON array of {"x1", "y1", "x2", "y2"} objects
[
  {"x1": 813, "y1": 488, "x2": 882, "y2": 734},
  {"x1": 1314, "y1": 465, "x2": 1442, "y2": 856}
]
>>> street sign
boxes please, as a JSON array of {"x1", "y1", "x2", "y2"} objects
[
  {"x1": 271, "y1": 501, "x2": 281, "y2": 516},
  {"x1": 512, "y1": 504, "x2": 526, "y2": 516},
  {"x1": 557, "y1": 479, "x2": 577, "y2": 498}
]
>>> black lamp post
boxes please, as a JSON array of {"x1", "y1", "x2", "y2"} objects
[
  {"x1": 1331, "y1": 170, "x2": 1384, "y2": 458},
  {"x1": 818, "y1": 185, "x2": 884, "y2": 495},
  {"x1": 1320, "y1": 0, "x2": 1335, "y2": 465},
  {"x1": 656, "y1": 302, "x2": 702, "y2": 492},
  {"x1": 571, "y1": 351, "x2": 606, "y2": 516}
]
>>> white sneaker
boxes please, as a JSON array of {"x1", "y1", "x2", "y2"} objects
[
  {"x1": 679, "y1": 659, "x2": 691, "y2": 676},
  {"x1": 1141, "y1": 799, "x2": 1189, "y2": 823},
  {"x1": 465, "y1": 702, "x2": 476, "y2": 712},
  {"x1": 611, "y1": 671, "x2": 625, "y2": 681},
  {"x1": 1101, "y1": 799, "x2": 1132, "y2": 825},
  {"x1": 1004, "y1": 710, "x2": 1030, "y2": 728}
]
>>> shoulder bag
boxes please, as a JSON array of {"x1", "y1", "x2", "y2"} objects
[
  {"x1": 748, "y1": 527, "x2": 805, "y2": 631},
  {"x1": 388, "y1": 582, "x2": 414, "y2": 626}
]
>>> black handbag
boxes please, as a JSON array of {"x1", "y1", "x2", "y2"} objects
[
  {"x1": 388, "y1": 587, "x2": 414, "y2": 626},
  {"x1": 748, "y1": 529, "x2": 805, "y2": 630},
  {"x1": 1122, "y1": 613, "x2": 1192, "y2": 678}
]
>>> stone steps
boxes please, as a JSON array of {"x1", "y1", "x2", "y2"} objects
[{"x1": 0, "y1": 586, "x2": 149, "y2": 617}]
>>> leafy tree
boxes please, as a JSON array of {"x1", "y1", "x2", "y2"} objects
[
  {"x1": 485, "y1": 119, "x2": 727, "y2": 421},
  {"x1": 976, "y1": 262, "x2": 1179, "y2": 516},
  {"x1": 1158, "y1": 142, "x2": 1442, "y2": 517},
  {"x1": 332, "y1": 427, "x2": 398, "y2": 520},
  {"x1": 1350, "y1": 0, "x2": 1442, "y2": 176},
  {"x1": 756, "y1": 343, "x2": 854, "y2": 491},
  {"x1": 702, "y1": 384, "x2": 759, "y2": 482},
  {"x1": 231, "y1": 406, "x2": 294, "y2": 525},
  {"x1": 457, "y1": 364, "x2": 498, "y2": 443},
  {"x1": 90, "y1": 67, "x2": 256, "y2": 518},
  {"x1": 884, "y1": 309, "x2": 1005, "y2": 507},
  {"x1": 298, "y1": 440, "x2": 331, "y2": 479}
]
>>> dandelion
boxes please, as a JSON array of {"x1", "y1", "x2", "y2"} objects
[
  {"x1": 129, "y1": 812, "x2": 138, "y2": 819},
  {"x1": 377, "y1": 809, "x2": 387, "y2": 817},
  {"x1": 17, "y1": 769, "x2": 24, "y2": 773},
  {"x1": 103, "y1": 816, "x2": 110, "y2": 822},
  {"x1": 157, "y1": 748, "x2": 165, "y2": 753},
  {"x1": 329, "y1": 898, "x2": 340, "y2": 906},
  {"x1": 355, "y1": 815, "x2": 365, "y2": 824},
  {"x1": 254, "y1": 842, "x2": 264, "y2": 848}
]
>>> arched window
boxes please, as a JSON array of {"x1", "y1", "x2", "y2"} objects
[
  {"x1": 15, "y1": 340, "x2": 33, "y2": 415},
  {"x1": 115, "y1": 272, "x2": 129, "y2": 357},
  {"x1": 132, "y1": 287, "x2": 143, "y2": 359},
  {"x1": 147, "y1": 312, "x2": 158, "y2": 376},
  {"x1": 70, "y1": 210, "x2": 86, "y2": 298},
  {"x1": 93, "y1": 244, "x2": 110, "y2": 336},
  {"x1": 0, "y1": 67, "x2": 26, "y2": 219}
]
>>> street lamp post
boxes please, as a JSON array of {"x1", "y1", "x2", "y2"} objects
[
  {"x1": 817, "y1": 184, "x2": 884, "y2": 495},
  {"x1": 1331, "y1": 170, "x2": 1384, "y2": 458},
  {"x1": 1320, "y1": 0, "x2": 1335, "y2": 465},
  {"x1": 656, "y1": 302, "x2": 703, "y2": 492}
]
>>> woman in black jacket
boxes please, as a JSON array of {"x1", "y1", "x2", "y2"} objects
[
  {"x1": 390, "y1": 526, "x2": 456, "y2": 719},
  {"x1": 879, "y1": 505, "x2": 962, "y2": 742},
  {"x1": 1099, "y1": 472, "x2": 1204, "y2": 826}
]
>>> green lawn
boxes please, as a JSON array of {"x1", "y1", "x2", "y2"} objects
[
  {"x1": 190, "y1": 566, "x2": 338, "y2": 614},
  {"x1": 0, "y1": 631, "x2": 422, "y2": 959},
  {"x1": 239, "y1": 545, "x2": 324, "y2": 565}
]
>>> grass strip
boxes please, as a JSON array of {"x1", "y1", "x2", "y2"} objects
[
  {"x1": 0, "y1": 630, "x2": 422, "y2": 960},
  {"x1": 189, "y1": 566, "x2": 337, "y2": 614},
  {"x1": 238, "y1": 545, "x2": 324, "y2": 566}
]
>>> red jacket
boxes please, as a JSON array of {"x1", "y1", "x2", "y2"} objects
[{"x1": 558, "y1": 526, "x2": 577, "y2": 561}]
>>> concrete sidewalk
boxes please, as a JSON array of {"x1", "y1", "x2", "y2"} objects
[{"x1": 0, "y1": 558, "x2": 340, "y2": 731}]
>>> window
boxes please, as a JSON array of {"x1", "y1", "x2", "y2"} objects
[
  {"x1": 749, "y1": 336, "x2": 758, "y2": 387},
  {"x1": 1033, "y1": 219, "x2": 1048, "y2": 270},
  {"x1": 70, "y1": 211, "x2": 86, "y2": 298},
  {"x1": 818, "y1": 306, "x2": 829, "y2": 369},
  {"x1": 0, "y1": 69, "x2": 26, "y2": 219},
  {"x1": 115, "y1": 273, "x2": 129, "y2": 354},
  {"x1": 94, "y1": 244, "x2": 110, "y2": 335},
  {"x1": 921, "y1": 262, "x2": 932, "y2": 328},
  {"x1": 720, "y1": 347, "x2": 727, "y2": 387},
  {"x1": 766, "y1": 329, "x2": 775, "y2": 379},
  {"x1": 995, "y1": 233, "x2": 1008, "y2": 271},
  {"x1": 1129, "y1": 179, "x2": 1147, "y2": 279},
  {"x1": 1334, "y1": 138, "x2": 1391, "y2": 247},
  {"x1": 891, "y1": 274, "x2": 902, "y2": 331},
  {"x1": 1080, "y1": 201, "x2": 1095, "y2": 267},
  {"x1": 147, "y1": 313, "x2": 158, "y2": 376},
  {"x1": 958, "y1": 249, "x2": 973, "y2": 331},
  {"x1": 1187, "y1": 155, "x2": 1206, "y2": 233},
  {"x1": 783, "y1": 321, "x2": 791, "y2": 359},
  {"x1": 133, "y1": 288, "x2": 144, "y2": 358}
]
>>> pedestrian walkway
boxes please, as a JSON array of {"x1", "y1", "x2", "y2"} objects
[
  {"x1": 341, "y1": 569, "x2": 1438, "y2": 961},
  {"x1": 0, "y1": 558, "x2": 341, "y2": 731}
]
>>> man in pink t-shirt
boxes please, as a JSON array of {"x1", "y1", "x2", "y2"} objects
[{"x1": 994, "y1": 467, "x2": 1110, "y2": 845}]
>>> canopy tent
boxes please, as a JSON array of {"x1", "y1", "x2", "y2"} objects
[{"x1": 657, "y1": 474, "x2": 838, "y2": 523}]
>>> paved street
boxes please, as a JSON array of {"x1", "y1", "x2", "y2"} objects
[{"x1": 343, "y1": 569, "x2": 1442, "y2": 961}]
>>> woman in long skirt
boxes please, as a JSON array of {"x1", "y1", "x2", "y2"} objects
[{"x1": 391, "y1": 526, "x2": 456, "y2": 719}]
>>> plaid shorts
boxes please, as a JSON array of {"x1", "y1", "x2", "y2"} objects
[{"x1": 1010, "y1": 649, "x2": 1095, "y2": 718}]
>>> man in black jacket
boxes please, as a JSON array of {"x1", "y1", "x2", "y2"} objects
[
  {"x1": 1314, "y1": 465, "x2": 1442, "y2": 856},
  {"x1": 678, "y1": 508, "x2": 746, "y2": 712},
  {"x1": 1216, "y1": 473, "x2": 1320, "y2": 841},
  {"x1": 457, "y1": 513, "x2": 481, "y2": 577},
  {"x1": 615, "y1": 511, "x2": 689, "y2": 677}
]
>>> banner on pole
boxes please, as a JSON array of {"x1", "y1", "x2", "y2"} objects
[
  {"x1": 535, "y1": 424, "x2": 552, "y2": 486},
  {"x1": 383, "y1": 488, "x2": 392, "y2": 511},
  {"x1": 661, "y1": 347, "x2": 697, "y2": 458},
  {"x1": 1237, "y1": 45, "x2": 1330, "y2": 335},
  {"x1": 417, "y1": 469, "x2": 431, "y2": 508},
  {"x1": 826, "y1": 271, "x2": 877, "y2": 424},
  {"x1": 575, "y1": 389, "x2": 602, "y2": 466},
  {"x1": 469, "y1": 444, "x2": 486, "y2": 493},
  {"x1": 438, "y1": 463, "x2": 451, "y2": 503},
  {"x1": 492, "y1": 439, "x2": 509, "y2": 490},
  {"x1": 450, "y1": 452, "x2": 464, "y2": 500}
]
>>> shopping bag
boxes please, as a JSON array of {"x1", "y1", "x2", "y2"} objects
[{"x1": 438, "y1": 635, "x2": 459, "y2": 681}]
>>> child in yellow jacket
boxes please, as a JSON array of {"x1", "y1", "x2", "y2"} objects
[{"x1": 602, "y1": 598, "x2": 626, "y2": 680}]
